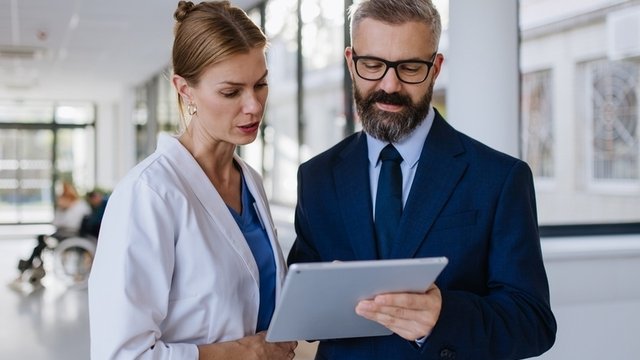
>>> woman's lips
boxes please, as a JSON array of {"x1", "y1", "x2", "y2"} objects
[{"x1": 238, "y1": 122, "x2": 260, "y2": 133}]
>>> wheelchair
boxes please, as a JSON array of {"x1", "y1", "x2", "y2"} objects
[{"x1": 13, "y1": 233, "x2": 97, "y2": 290}]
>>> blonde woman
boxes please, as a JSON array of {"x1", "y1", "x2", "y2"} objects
[{"x1": 89, "y1": 2, "x2": 296, "y2": 359}]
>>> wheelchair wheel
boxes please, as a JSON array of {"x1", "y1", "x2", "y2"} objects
[{"x1": 52, "y1": 236, "x2": 97, "y2": 289}]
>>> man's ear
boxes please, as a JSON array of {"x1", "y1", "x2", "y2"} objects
[
  {"x1": 430, "y1": 53, "x2": 445, "y2": 80},
  {"x1": 172, "y1": 74, "x2": 192, "y2": 103},
  {"x1": 344, "y1": 47, "x2": 356, "y2": 78}
]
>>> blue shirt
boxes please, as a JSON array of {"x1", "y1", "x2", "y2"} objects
[
  {"x1": 366, "y1": 106, "x2": 435, "y2": 218},
  {"x1": 227, "y1": 173, "x2": 276, "y2": 332}
]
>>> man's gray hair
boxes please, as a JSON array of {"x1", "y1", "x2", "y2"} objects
[{"x1": 348, "y1": 0, "x2": 442, "y2": 48}]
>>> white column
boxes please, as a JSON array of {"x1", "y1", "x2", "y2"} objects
[
  {"x1": 446, "y1": 0, "x2": 520, "y2": 158},
  {"x1": 95, "y1": 88, "x2": 137, "y2": 191}
]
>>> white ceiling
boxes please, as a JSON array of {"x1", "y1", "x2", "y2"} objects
[{"x1": 0, "y1": 0, "x2": 258, "y2": 102}]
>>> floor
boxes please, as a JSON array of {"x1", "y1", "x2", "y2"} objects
[
  {"x1": 1, "y1": 226, "x2": 91, "y2": 359},
  {"x1": 0, "y1": 218, "x2": 317, "y2": 359}
]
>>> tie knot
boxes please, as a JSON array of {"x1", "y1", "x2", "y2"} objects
[{"x1": 379, "y1": 144, "x2": 403, "y2": 163}]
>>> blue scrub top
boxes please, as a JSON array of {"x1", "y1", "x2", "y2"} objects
[{"x1": 227, "y1": 173, "x2": 276, "y2": 332}]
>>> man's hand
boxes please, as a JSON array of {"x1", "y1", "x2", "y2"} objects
[{"x1": 355, "y1": 283, "x2": 442, "y2": 341}]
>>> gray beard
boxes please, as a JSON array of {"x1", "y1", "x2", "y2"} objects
[{"x1": 354, "y1": 81, "x2": 433, "y2": 143}]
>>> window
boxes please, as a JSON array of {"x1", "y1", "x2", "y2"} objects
[
  {"x1": 522, "y1": 70, "x2": 554, "y2": 179},
  {"x1": 588, "y1": 60, "x2": 638, "y2": 183},
  {"x1": 263, "y1": 0, "x2": 302, "y2": 204},
  {"x1": 300, "y1": 0, "x2": 347, "y2": 159},
  {"x1": 0, "y1": 100, "x2": 96, "y2": 224},
  {"x1": 520, "y1": 0, "x2": 640, "y2": 228}
]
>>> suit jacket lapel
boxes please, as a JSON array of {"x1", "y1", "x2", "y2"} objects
[
  {"x1": 333, "y1": 133, "x2": 378, "y2": 260},
  {"x1": 391, "y1": 112, "x2": 468, "y2": 258}
]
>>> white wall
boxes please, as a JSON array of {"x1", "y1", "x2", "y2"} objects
[{"x1": 537, "y1": 236, "x2": 640, "y2": 359}]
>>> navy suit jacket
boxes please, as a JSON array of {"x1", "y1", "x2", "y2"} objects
[{"x1": 287, "y1": 110, "x2": 557, "y2": 359}]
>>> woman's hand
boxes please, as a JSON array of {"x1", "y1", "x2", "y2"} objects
[{"x1": 198, "y1": 332, "x2": 297, "y2": 360}]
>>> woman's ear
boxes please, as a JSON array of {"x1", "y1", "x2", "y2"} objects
[{"x1": 172, "y1": 74, "x2": 192, "y2": 103}]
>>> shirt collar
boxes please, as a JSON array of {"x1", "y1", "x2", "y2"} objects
[{"x1": 366, "y1": 106, "x2": 435, "y2": 169}]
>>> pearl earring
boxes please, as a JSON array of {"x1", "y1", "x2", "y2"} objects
[{"x1": 187, "y1": 102, "x2": 197, "y2": 116}]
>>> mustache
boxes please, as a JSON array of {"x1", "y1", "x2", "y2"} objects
[{"x1": 366, "y1": 90, "x2": 412, "y2": 107}]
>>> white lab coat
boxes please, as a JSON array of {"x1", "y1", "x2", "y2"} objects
[{"x1": 88, "y1": 134, "x2": 287, "y2": 359}]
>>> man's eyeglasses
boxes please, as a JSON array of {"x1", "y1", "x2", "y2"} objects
[{"x1": 351, "y1": 50, "x2": 437, "y2": 84}]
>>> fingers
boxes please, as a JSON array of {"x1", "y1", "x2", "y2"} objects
[
  {"x1": 355, "y1": 288, "x2": 442, "y2": 341},
  {"x1": 373, "y1": 285, "x2": 440, "y2": 310},
  {"x1": 357, "y1": 299, "x2": 432, "y2": 329},
  {"x1": 252, "y1": 333, "x2": 298, "y2": 359},
  {"x1": 356, "y1": 302, "x2": 433, "y2": 340},
  {"x1": 278, "y1": 340, "x2": 297, "y2": 360},
  {"x1": 273, "y1": 340, "x2": 297, "y2": 353}
]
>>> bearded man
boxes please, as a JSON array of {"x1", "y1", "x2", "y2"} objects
[{"x1": 287, "y1": 0, "x2": 557, "y2": 359}]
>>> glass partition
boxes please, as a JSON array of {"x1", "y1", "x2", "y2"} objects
[
  {"x1": 0, "y1": 100, "x2": 96, "y2": 224},
  {"x1": 263, "y1": 0, "x2": 300, "y2": 204}
]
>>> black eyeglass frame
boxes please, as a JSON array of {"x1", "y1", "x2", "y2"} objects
[{"x1": 351, "y1": 49, "x2": 438, "y2": 84}]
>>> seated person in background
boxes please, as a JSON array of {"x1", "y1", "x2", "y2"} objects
[
  {"x1": 17, "y1": 181, "x2": 91, "y2": 275},
  {"x1": 79, "y1": 189, "x2": 108, "y2": 238}
]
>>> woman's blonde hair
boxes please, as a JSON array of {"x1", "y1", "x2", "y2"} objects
[{"x1": 172, "y1": 1, "x2": 267, "y2": 122}]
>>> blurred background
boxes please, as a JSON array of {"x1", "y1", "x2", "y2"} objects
[{"x1": 1, "y1": 0, "x2": 639, "y2": 358}]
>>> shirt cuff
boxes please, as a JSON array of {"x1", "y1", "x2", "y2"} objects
[{"x1": 415, "y1": 334, "x2": 428, "y2": 347}]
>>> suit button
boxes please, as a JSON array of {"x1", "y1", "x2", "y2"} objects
[{"x1": 440, "y1": 348, "x2": 456, "y2": 359}]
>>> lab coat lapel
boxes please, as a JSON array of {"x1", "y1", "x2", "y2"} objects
[
  {"x1": 159, "y1": 135, "x2": 260, "y2": 284},
  {"x1": 334, "y1": 133, "x2": 378, "y2": 260},
  {"x1": 391, "y1": 114, "x2": 468, "y2": 258}
]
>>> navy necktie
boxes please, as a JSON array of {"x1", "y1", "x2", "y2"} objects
[{"x1": 374, "y1": 144, "x2": 403, "y2": 259}]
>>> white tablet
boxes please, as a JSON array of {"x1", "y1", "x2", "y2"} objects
[{"x1": 266, "y1": 256, "x2": 448, "y2": 342}]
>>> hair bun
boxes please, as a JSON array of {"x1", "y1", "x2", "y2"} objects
[{"x1": 174, "y1": 1, "x2": 196, "y2": 22}]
